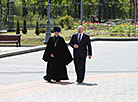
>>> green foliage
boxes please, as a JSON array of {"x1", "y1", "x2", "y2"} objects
[
  {"x1": 22, "y1": 17, "x2": 27, "y2": 34},
  {"x1": 118, "y1": 25, "x2": 124, "y2": 34},
  {"x1": 32, "y1": 14, "x2": 47, "y2": 28},
  {"x1": 35, "y1": 20, "x2": 39, "y2": 36},
  {"x1": 64, "y1": 15, "x2": 74, "y2": 29},
  {"x1": 126, "y1": 25, "x2": 132, "y2": 37},
  {"x1": 59, "y1": 17, "x2": 64, "y2": 28},
  {"x1": 39, "y1": 28, "x2": 46, "y2": 33},
  {"x1": 108, "y1": 22, "x2": 135, "y2": 37},
  {"x1": 51, "y1": 28, "x2": 54, "y2": 33},
  {"x1": 108, "y1": 26, "x2": 118, "y2": 34},
  {"x1": 59, "y1": 15, "x2": 74, "y2": 29},
  {"x1": 16, "y1": 19, "x2": 20, "y2": 34}
]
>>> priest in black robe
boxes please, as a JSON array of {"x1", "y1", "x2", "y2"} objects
[{"x1": 42, "y1": 27, "x2": 73, "y2": 82}]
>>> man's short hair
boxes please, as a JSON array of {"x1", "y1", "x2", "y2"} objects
[{"x1": 77, "y1": 25, "x2": 84, "y2": 30}]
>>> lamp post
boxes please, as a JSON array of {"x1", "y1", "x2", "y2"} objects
[
  {"x1": 44, "y1": 0, "x2": 51, "y2": 44},
  {"x1": 134, "y1": 0, "x2": 137, "y2": 37},
  {"x1": 80, "y1": 0, "x2": 83, "y2": 25}
]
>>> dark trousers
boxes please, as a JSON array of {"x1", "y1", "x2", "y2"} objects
[{"x1": 74, "y1": 56, "x2": 86, "y2": 82}]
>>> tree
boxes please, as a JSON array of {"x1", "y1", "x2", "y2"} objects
[
  {"x1": 16, "y1": 19, "x2": 20, "y2": 34},
  {"x1": 22, "y1": 17, "x2": 27, "y2": 34},
  {"x1": 35, "y1": 20, "x2": 40, "y2": 36}
]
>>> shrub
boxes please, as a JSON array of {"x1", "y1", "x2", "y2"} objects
[
  {"x1": 58, "y1": 15, "x2": 74, "y2": 29},
  {"x1": 39, "y1": 28, "x2": 46, "y2": 33},
  {"x1": 22, "y1": 17, "x2": 27, "y2": 34},
  {"x1": 63, "y1": 15, "x2": 74, "y2": 29},
  {"x1": 35, "y1": 20, "x2": 40, "y2": 36},
  {"x1": 118, "y1": 25, "x2": 124, "y2": 34},
  {"x1": 39, "y1": 28, "x2": 54, "y2": 33},
  {"x1": 32, "y1": 14, "x2": 47, "y2": 28},
  {"x1": 16, "y1": 19, "x2": 20, "y2": 34},
  {"x1": 51, "y1": 27, "x2": 54, "y2": 33},
  {"x1": 59, "y1": 18, "x2": 64, "y2": 28}
]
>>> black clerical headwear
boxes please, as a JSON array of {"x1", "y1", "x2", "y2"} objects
[{"x1": 53, "y1": 27, "x2": 61, "y2": 32}]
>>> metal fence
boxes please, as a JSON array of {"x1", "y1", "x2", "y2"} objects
[{"x1": 0, "y1": 3, "x2": 137, "y2": 31}]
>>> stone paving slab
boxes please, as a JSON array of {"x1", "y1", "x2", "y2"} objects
[
  {"x1": 0, "y1": 41, "x2": 138, "y2": 102},
  {"x1": 0, "y1": 73, "x2": 138, "y2": 102},
  {"x1": 0, "y1": 41, "x2": 138, "y2": 85}
]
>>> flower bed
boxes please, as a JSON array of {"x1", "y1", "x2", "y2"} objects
[{"x1": 72, "y1": 21, "x2": 138, "y2": 37}]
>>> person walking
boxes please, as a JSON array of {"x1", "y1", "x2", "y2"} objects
[
  {"x1": 69, "y1": 25, "x2": 92, "y2": 84},
  {"x1": 42, "y1": 27, "x2": 73, "y2": 83}
]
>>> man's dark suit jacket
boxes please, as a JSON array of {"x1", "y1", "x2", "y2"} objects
[{"x1": 69, "y1": 33, "x2": 92, "y2": 57}]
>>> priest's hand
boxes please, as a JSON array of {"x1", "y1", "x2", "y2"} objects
[
  {"x1": 51, "y1": 54, "x2": 54, "y2": 58},
  {"x1": 74, "y1": 44, "x2": 79, "y2": 49},
  {"x1": 88, "y1": 56, "x2": 92, "y2": 59}
]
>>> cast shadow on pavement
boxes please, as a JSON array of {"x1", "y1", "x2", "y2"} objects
[
  {"x1": 77, "y1": 82, "x2": 98, "y2": 86},
  {"x1": 54, "y1": 82, "x2": 74, "y2": 85},
  {"x1": 46, "y1": 81, "x2": 98, "y2": 86},
  {"x1": 45, "y1": 81, "x2": 74, "y2": 85}
]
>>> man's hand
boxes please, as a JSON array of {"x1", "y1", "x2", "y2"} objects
[
  {"x1": 74, "y1": 44, "x2": 79, "y2": 49},
  {"x1": 51, "y1": 53, "x2": 54, "y2": 58},
  {"x1": 88, "y1": 56, "x2": 92, "y2": 59}
]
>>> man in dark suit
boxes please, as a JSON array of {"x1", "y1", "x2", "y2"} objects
[{"x1": 69, "y1": 25, "x2": 92, "y2": 84}]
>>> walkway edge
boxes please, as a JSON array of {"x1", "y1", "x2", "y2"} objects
[
  {"x1": 90, "y1": 37, "x2": 138, "y2": 41},
  {"x1": 0, "y1": 37, "x2": 138, "y2": 58},
  {"x1": 0, "y1": 45, "x2": 46, "y2": 58}
]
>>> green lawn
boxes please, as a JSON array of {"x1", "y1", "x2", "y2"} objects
[{"x1": 0, "y1": 29, "x2": 137, "y2": 46}]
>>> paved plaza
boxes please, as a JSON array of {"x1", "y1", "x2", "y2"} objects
[{"x1": 0, "y1": 41, "x2": 138, "y2": 102}]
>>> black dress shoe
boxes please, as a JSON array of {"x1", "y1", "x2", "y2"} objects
[
  {"x1": 77, "y1": 81, "x2": 83, "y2": 84},
  {"x1": 56, "y1": 80, "x2": 60, "y2": 82},
  {"x1": 48, "y1": 80, "x2": 51, "y2": 82},
  {"x1": 76, "y1": 80, "x2": 79, "y2": 82},
  {"x1": 43, "y1": 76, "x2": 51, "y2": 83}
]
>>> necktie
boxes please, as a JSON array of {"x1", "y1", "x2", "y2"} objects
[{"x1": 78, "y1": 34, "x2": 81, "y2": 43}]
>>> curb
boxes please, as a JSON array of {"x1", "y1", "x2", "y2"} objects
[
  {"x1": 90, "y1": 37, "x2": 138, "y2": 41},
  {"x1": 0, "y1": 45, "x2": 46, "y2": 58},
  {"x1": 0, "y1": 37, "x2": 138, "y2": 58}
]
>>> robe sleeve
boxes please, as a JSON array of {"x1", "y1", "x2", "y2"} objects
[
  {"x1": 42, "y1": 37, "x2": 52, "y2": 62},
  {"x1": 61, "y1": 38, "x2": 73, "y2": 65}
]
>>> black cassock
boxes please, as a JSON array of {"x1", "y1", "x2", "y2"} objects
[{"x1": 42, "y1": 36, "x2": 73, "y2": 81}]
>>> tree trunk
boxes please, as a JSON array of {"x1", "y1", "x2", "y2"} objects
[
  {"x1": 7, "y1": 0, "x2": 9, "y2": 15},
  {"x1": 112, "y1": 4, "x2": 116, "y2": 19},
  {"x1": 78, "y1": 2, "x2": 80, "y2": 18},
  {"x1": 104, "y1": 0, "x2": 109, "y2": 20},
  {"x1": 108, "y1": 6, "x2": 111, "y2": 19},
  {"x1": 0, "y1": 0, "x2": 2, "y2": 17},
  {"x1": 33, "y1": 5, "x2": 36, "y2": 15},
  {"x1": 74, "y1": 0, "x2": 80, "y2": 18},
  {"x1": 22, "y1": 0, "x2": 27, "y2": 17},
  {"x1": 107, "y1": 0, "x2": 111, "y2": 19},
  {"x1": 103, "y1": 1, "x2": 105, "y2": 19},
  {"x1": 67, "y1": 6, "x2": 70, "y2": 15},
  {"x1": 98, "y1": 0, "x2": 103, "y2": 22},
  {"x1": 73, "y1": 1, "x2": 77, "y2": 18},
  {"x1": 129, "y1": 0, "x2": 133, "y2": 19},
  {"x1": 87, "y1": 5, "x2": 90, "y2": 18}
]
